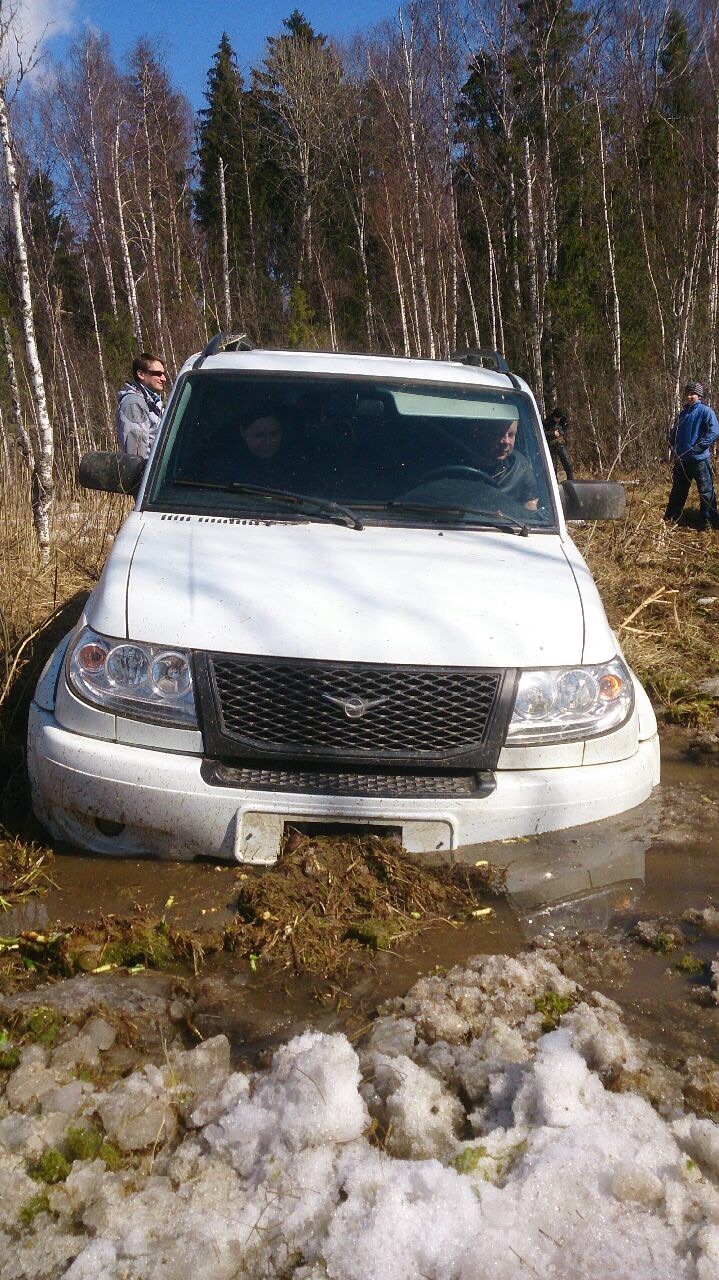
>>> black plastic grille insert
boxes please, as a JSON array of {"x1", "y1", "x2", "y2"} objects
[
  {"x1": 202, "y1": 654, "x2": 506, "y2": 764},
  {"x1": 205, "y1": 762, "x2": 494, "y2": 799}
]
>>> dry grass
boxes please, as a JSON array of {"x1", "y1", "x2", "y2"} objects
[
  {"x1": 574, "y1": 480, "x2": 719, "y2": 724},
  {"x1": 0, "y1": 469, "x2": 130, "y2": 837}
]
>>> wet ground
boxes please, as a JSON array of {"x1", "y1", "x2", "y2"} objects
[{"x1": 2, "y1": 730, "x2": 718, "y2": 1069}]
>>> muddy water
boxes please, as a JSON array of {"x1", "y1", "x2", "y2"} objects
[{"x1": 5, "y1": 733, "x2": 719, "y2": 1065}]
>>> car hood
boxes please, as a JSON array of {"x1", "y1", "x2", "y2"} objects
[{"x1": 87, "y1": 513, "x2": 605, "y2": 667}]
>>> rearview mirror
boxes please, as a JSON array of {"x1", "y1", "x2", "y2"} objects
[
  {"x1": 560, "y1": 480, "x2": 626, "y2": 521},
  {"x1": 78, "y1": 452, "x2": 145, "y2": 497}
]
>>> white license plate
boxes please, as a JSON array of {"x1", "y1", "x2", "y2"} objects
[{"x1": 233, "y1": 812, "x2": 454, "y2": 864}]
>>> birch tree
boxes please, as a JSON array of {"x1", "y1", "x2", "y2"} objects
[{"x1": 0, "y1": 1, "x2": 53, "y2": 558}]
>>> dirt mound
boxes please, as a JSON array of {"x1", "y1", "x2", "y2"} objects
[{"x1": 227, "y1": 831, "x2": 496, "y2": 976}]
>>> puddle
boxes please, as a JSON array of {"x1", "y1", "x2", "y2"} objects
[{"x1": 2, "y1": 734, "x2": 717, "y2": 1068}]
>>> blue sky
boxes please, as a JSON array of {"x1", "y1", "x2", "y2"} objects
[{"x1": 37, "y1": 0, "x2": 399, "y2": 110}]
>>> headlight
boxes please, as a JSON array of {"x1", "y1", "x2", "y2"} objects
[
  {"x1": 506, "y1": 658, "x2": 633, "y2": 745},
  {"x1": 68, "y1": 627, "x2": 197, "y2": 727}
]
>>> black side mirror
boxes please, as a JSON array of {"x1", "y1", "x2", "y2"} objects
[
  {"x1": 78, "y1": 452, "x2": 145, "y2": 497},
  {"x1": 560, "y1": 479, "x2": 626, "y2": 521}
]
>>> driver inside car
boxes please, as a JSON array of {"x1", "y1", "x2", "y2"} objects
[{"x1": 464, "y1": 418, "x2": 539, "y2": 510}]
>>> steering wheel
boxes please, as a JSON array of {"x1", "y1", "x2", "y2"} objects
[{"x1": 412, "y1": 464, "x2": 490, "y2": 485}]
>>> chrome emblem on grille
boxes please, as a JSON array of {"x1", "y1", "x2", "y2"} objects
[{"x1": 321, "y1": 693, "x2": 389, "y2": 720}]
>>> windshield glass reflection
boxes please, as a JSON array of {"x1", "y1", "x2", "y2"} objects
[{"x1": 148, "y1": 373, "x2": 555, "y2": 528}]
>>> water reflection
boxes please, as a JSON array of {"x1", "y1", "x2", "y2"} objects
[{"x1": 455, "y1": 795, "x2": 661, "y2": 939}]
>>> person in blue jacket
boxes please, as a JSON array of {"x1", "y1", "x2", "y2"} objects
[{"x1": 664, "y1": 381, "x2": 719, "y2": 530}]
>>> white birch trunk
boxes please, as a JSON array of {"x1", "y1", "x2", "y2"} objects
[
  {"x1": 456, "y1": 229, "x2": 481, "y2": 347},
  {"x1": 315, "y1": 250, "x2": 337, "y2": 350},
  {"x1": 114, "y1": 113, "x2": 143, "y2": 348},
  {"x1": 140, "y1": 70, "x2": 164, "y2": 345},
  {"x1": 595, "y1": 97, "x2": 623, "y2": 453},
  {"x1": 399, "y1": 13, "x2": 435, "y2": 358},
  {"x1": 57, "y1": 334, "x2": 82, "y2": 464},
  {"x1": 0, "y1": 88, "x2": 53, "y2": 559},
  {"x1": 523, "y1": 138, "x2": 544, "y2": 411},
  {"x1": 238, "y1": 105, "x2": 259, "y2": 327},
  {"x1": 709, "y1": 97, "x2": 719, "y2": 388},
  {"x1": 81, "y1": 245, "x2": 112, "y2": 426},
  {"x1": 0, "y1": 402, "x2": 9, "y2": 473},
  {"x1": 435, "y1": 0, "x2": 458, "y2": 353},
  {"x1": 84, "y1": 54, "x2": 117, "y2": 317},
  {"x1": 218, "y1": 156, "x2": 232, "y2": 331},
  {"x1": 382, "y1": 182, "x2": 410, "y2": 356},
  {"x1": 2, "y1": 318, "x2": 33, "y2": 467}
]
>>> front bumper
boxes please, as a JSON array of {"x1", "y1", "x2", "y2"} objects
[{"x1": 28, "y1": 703, "x2": 661, "y2": 863}]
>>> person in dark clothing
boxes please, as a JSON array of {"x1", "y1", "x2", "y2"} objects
[
  {"x1": 198, "y1": 409, "x2": 299, "y2": 487},
  {"x1": 469, "y1": 418, "x2": 539, "y2": 510},
  {"x1": 664, "y1": 381, "x2": 719, "y2": 531},
  {"x1": 543, "y1": 408, "x2": 574, "y2": 480}
]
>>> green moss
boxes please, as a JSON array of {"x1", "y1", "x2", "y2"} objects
[
  {"x1": 345, "y1": 918, "x2": 406, "y2": 950},
  {"x1": 0, "y1": 1034, "x2": 19, "y2": 1070},
  {"x1": 65, "y1": 1125, "x2": 123, "y2": 1170},
  {"x1": 646, "y1": 675, "x2": 716, "y2": 728},
  {"x1": 73, "y1": 1064, "x2": 100, "y2": 1084},
  {"x1": 650, "y1": 932, "x2": 677, "y2": 954},
  {"x1": 100, "y1": 919, "x2": 174, "y2": 969},
  {"x1": 25, "y1": 1007, "x2": 61, "y2": 1047},
  {"x1": 675, "y1": 953, "x2": 705, "y2": 975},
  {"x1": 450, "y1": 1139, "x2": 527, "y2": 1180},
  {"x1": 450, "y1": 1145, "x2": 489, "y2": 1174},
  {"x1": 29, "y1": 1148, "x2": 71, "y2": 1184},
  {"x1": 534, "y1": 991, "x2": 577, "y2": 1031},
  {"x1": 18, "y1": 1191, "x2": 50, "y2": 1226}
]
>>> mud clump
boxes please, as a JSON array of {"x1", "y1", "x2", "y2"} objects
[
  {"x1": 686, "y1": 728, "x2": 719, "y2": 762},
  {"x1": 226, "y1": 832, "x2": 496, "y2": 978},
  {"x1": 532, "y1": 931, "x2": 630, "y2": 989},
  {"x1": 0, "y1": 915, "x2": 212, "y2": 985},
  {"x1": 632, "y1": 919, "x2": 686, "y2": 953}
]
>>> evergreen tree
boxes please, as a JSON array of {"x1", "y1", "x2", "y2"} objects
[
  {"x1": 195, "y1": 34, "x2": 245, "y2": 235},
  {"x1": 196, "y1": 33, "x2": 287, "y2": 336}
]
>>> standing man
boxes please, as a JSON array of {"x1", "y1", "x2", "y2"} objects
[
  {"x1": 543, "y1": 407, "x2": 574, "y2": 480},
  {"x1": 664, "y1": 381, "x2": 719, "y2": 531},
  {"x1": 116, "y1": 353, "x2": 168, "y2": 461}
]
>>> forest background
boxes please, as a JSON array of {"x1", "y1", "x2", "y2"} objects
[{"x1": 0, "y1": 0, "x2": 718, "y2": 553}]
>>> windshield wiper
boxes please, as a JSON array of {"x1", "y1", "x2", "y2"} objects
[
  {"x1": 172, "y1": 479, "x2": 364, "y2": 530},
  {"x1": 386, "y1": 501, "x2": 529, "y2": 536}
]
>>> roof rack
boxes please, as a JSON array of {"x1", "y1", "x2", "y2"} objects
[
  {"x1": 193, "y1": 331, "x2": 254, "y2": 369},
  {"x1": 451, "y1": 347, "x2": 509, "y2": 374}
]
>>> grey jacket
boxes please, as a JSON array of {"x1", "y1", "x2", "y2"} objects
[{"x1": 116, "y1": 381, "x2": 164, "y2": 460}]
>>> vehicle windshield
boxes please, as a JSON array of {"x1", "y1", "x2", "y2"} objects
[{"x1": 146, "y1": 372, "x2": 556, "y2": 529}]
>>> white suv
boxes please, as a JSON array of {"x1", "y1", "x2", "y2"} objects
[{"x1": 27, "y1": 337, "x2": 659, "y2": 862}]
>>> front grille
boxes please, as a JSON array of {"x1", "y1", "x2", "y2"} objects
[
  {"x1": 197, "y1": 653, "x2": 512, "y2": 767},
  {"x1": 204, "y1": 762, "x2": 495, "y2": 799}
]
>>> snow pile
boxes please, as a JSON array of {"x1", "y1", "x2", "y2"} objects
[{"x1": 1, "y1": 952, "x2": 719, "y2": 1279}]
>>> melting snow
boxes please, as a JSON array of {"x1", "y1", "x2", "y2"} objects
[{"x1": 1, "y1": 951, "x2": 718, "y2": 1279}]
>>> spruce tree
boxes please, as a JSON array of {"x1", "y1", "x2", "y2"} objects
[{"x1": 195, "y1": 34, "x2": 246, "y2": 240}]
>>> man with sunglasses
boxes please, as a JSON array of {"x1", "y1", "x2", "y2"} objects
[{"x1": 116, "y1": 352, "x2": 168, "y2": 461}]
